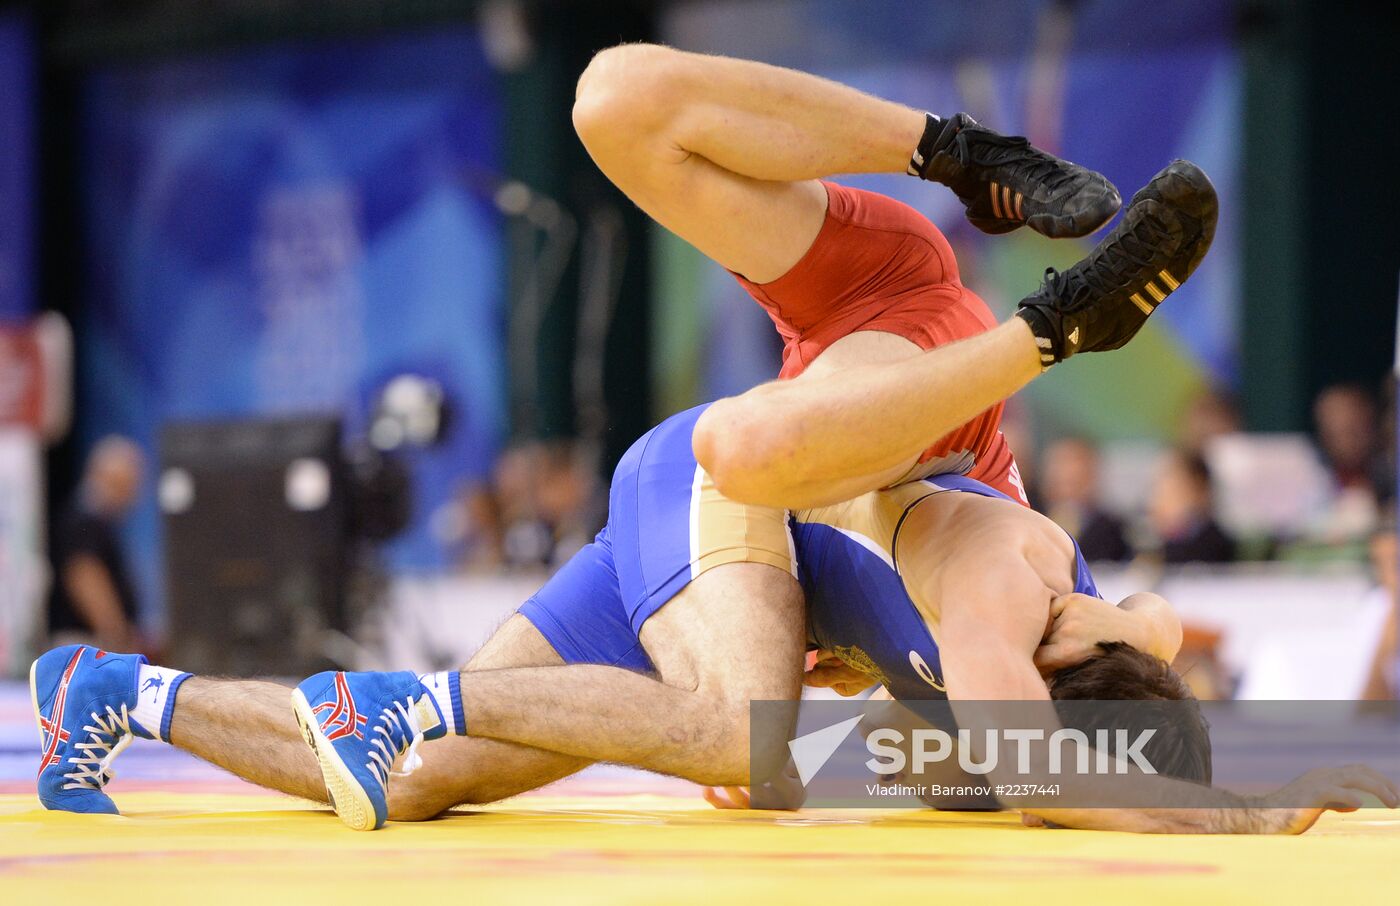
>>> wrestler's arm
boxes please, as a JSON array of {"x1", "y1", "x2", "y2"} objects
[{"x1": 922, "y1": 535, "x2": 1398, "y2": 834}]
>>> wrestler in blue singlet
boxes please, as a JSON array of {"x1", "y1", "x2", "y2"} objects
[{"x1": 520, "y1": 404, "x2": 1100, "y2": 701}]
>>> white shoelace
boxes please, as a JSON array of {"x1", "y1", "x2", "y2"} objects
[
  {"x1": 365, "y1": 699, "x2": 427, "y2": 789},
  {"x1": 63, "y1": 705, "x2": 134, "y2": 791}
]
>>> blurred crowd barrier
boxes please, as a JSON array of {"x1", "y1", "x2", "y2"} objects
[
  {"x1": 360, "y1": 572, "x2": 543, "y2": 673},
  {"x1": 1094, "y1": 564, "x2": 1386, "y2": 700}
]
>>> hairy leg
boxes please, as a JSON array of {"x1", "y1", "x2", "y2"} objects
[
  {"x1": 168, "y1": 677, "x2": 326, "y2": 802},
  {"x1": 387, "y1": 615, "x2": 592, "y2": 820},
  {"x1": 460, "y1": 563, "x2": 806, "y2": 786},
  {"x1": 163, "y1": 616, "x2": 594, "y2": 819}
]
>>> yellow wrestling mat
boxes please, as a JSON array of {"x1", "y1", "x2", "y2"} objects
[{"x1": 2, "y1": 792, "x2": 1398, "y2": 903}]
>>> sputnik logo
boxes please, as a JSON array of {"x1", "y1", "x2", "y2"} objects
[{"x1": 787, "y1": 716, "x2": 862, "y2": 786}]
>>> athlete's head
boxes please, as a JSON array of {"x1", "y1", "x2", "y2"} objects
[{"x1": 1047, "y1": 641, "x2": 1211, "y2": 784}]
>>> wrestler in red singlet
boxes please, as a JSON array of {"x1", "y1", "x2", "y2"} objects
[{"x1": 732, "y1": 181, "x2": 1027, "y2": 504}]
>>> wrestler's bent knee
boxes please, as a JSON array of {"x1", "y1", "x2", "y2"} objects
[
  {"x1": 573, "y1": 43, "x2": 684, "y2": 141},
  {"x1": 693, "y1": 401, "x2": 801, "y2": 506}
]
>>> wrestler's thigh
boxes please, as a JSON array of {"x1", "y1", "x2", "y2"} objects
[
  {"x1": 638, "y1": 562, "x2": 805, "y2": 701},
  {"x1": 466, "y1": 613, "x2": 568, "y2": 670},
  {"x1": 596, "y1": 146, "x2": 828, "y2": 284}
]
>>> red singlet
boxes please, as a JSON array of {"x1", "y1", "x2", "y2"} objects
[{"x1": 731, "y1": 181, "x2": 1026, "y2": 503}]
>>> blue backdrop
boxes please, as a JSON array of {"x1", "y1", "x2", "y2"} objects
[
  {"x1": 0, "y1": 15, "x2": 33, "y2": 323},
  {"x1": 82, "y1": 30, "x2": 506, "y2": 623}
]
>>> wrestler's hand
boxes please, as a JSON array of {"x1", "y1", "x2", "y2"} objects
[
  {"x1": 1034, "y1": 593, "x2": 1137, "y2": 672},
  {"x1": 702, "y1": 786, "x2": 752, "y2": 809},
  {"x1": 805, "y1": 650, "x2": 877, "y2": 697},
  {"x1": 1244, "y1": 765, "x2": 1400, "y2": 834},
  {"x1": 1020, "y1": 766, "x2": 1399, "y2": 834}
]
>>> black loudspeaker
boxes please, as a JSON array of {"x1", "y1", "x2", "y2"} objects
[{"x1": 161, "y1": 417, "x2": 347, "y2": 676}]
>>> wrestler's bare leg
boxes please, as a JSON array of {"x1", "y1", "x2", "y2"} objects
[
  {"x1": 574, "y1": 44, "x2": 922, "y2": 282},
  {"x1": 388, "y1": 615, "x2": 593, "y2": 820},
  {"x1": 459, "y1": 562, "x2": 806, "y2": 786},
  {"x1": 700, "y1": 325, "x2": 1039, "y2": 508},
  {"x1": 573, "y1": 44, "x2": 1041, "y2": 509},
  {"x1": 164, "y1": 616, "x2": 593, "y2": 820},
  {"x1": 167, "y1": 677, "x2": 327, "y2": 803}
]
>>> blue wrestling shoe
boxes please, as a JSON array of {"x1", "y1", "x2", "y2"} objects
[
  {"x1": 292, "y1": 671, "x2": 448, "y2": 831},
  {"x1": 31, "y1": 645, "x2": 151, "y2": 814}
]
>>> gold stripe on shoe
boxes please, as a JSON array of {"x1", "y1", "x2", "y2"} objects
[
  {"x1": 1144, "y1": 281, "x2": 1167, "y2": 303},
  {"x1": 1130, "y1": 292, "x2": 1153, "y2": 315},
  {"x1": 1158, "y1": 269, "x2": 1180, "y2": 290}
]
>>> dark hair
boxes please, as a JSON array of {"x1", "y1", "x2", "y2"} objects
[
  {"x1": 1049, "y1": 642, "x2": 1212, "y2": 784},
  {"x1": 1172, "y1": 450, "x2": 1215, "y2": 494}
]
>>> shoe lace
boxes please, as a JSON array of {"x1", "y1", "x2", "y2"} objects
[
  {"x1": 365, "y1": 698, "x2": 427, "y2": 790},
  {"x1": 62, "y1": 705, "x2": 135, "y2": 792},
  {"x1": 1043, "y1": 209, "x2": 1176, "y2": 306},
  {"x1": 954, "y1": 130, "x2": 1080, "y2": 194}
]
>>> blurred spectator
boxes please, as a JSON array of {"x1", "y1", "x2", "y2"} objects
[
  {"x1": 1147, "y1": 450, "x2": 1236, "y2": 565},
  {"x1": 1310, "y1": 383, "x2": 1383, "y2": 543},
  {"x1": 1376, "y1": 376, "x2": 1396, "y2": 505},
  {"x1": 1180, "y1": 386, "x2": 1241, "y2": 456},
  {"x1": 442, "y1": 439, "x2": 603, "y2": 574},
  {"x1": 1039, "y1": 437, "x2": 1130, "y2": 562},
  {"x1": 533, "y1": 441, "x2": 603, "y2": 565},
  {"x1": 47, "y1": 436, "x2": 147, "y2": 652},
  {"x1": 494, "y1": 444, "x2": 550, "y2": 568},
  {"x1": 1315, "y1": 383, "x2": 1381, "y2": 490},
  {"x1": 433, "y1": 480, "x2": 506, "y2": 571},
  {"x1": 1363, "y1": 521, "x2": 1398, "y2": 699}
]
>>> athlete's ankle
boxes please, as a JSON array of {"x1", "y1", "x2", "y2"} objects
[
  {"x1": 907, "y1": 112, "x2": 958, "y2": 179},
  {"x1": 419, "y1": 670, "x2": 467, "y2": 736},
  {"x1": 1013, "y1": 307, "x2": 1062, "y2": 371},
  {"x1": 131, "y1": 663, "x2": 192, "y2": 742}
]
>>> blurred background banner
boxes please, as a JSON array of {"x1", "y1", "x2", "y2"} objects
[
  {"x1": 0, "y1": 13, "x2": 34, "y2": 323},
  {"x1": 657, "y1": 0, "x2": 1239, "y2": 444},
  {"x1": 78, "y1": 27, "x2": 507, "y2": 616}
]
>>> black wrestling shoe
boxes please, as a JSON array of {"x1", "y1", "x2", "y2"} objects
[
  {"x1": 1014, "y1": 159, "x2": 1218, "y2": 369},
  {"x1": 910, "y1": 113, "x2": 1121, "y2": 238}
]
